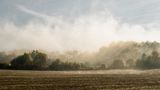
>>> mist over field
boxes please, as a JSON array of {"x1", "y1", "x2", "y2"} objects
[
  {"x1": 2, "y1": 1, "x2": 160, "y2": 90},
  {"x1": 0, "y1": 0, "x2": 160, "y2": 70}
]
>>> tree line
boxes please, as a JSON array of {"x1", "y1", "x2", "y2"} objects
[
  {"x1": 136, "y1": 51, "x2": 160, "y2": 69},
  {"x1": 0, "y1": 50, "x2": 89, "y2": 70},
  {"x1": 108, "y1": 50, "x2": 160, "y2": 69},
  {"x1": 1, "y1": 50, "x2": 160, "y2": 70}
]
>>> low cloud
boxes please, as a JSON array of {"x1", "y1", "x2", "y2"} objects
[{"x1": 0, "y1": 5, "x2": 160, "y2": 52}]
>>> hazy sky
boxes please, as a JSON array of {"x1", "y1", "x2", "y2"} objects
[{"x1": 0, "y1": 0, "x2": 160, "y2": 51}]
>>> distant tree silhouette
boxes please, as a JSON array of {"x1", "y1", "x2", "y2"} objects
[
  {"x1": 136, "y1": 51, "x2": 160, "y2": 69},
  {"x1": 10, "y1": 50, "x2": 48, "y2": 70},
  {"x1": 49, "y1": 59, "x2": 81, "y2": 70},
  {"x1": 108, "y1": 59, "x2": 125, "y2": 69},
  {"x1": 0, "y1": 63, "x2": 10, "y2": 69},
  {"x1": 11, "y1": 53, "x2": 33, "y2": 69},
  {"x1": 33, "y1": 52, "x2": 47, "y2": 69}
]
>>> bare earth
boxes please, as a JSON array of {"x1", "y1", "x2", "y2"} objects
[{"x1": 0, "y1": 70, "x2": 160, "y2": 90}]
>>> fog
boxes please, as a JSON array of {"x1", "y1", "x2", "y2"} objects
[{"x1": 1, "y1": 5, "x2": 160, "y2": 52}]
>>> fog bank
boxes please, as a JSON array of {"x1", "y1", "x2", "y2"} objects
[{"x1": 1, "y1": 5, "x2": 160, "y2": 52}]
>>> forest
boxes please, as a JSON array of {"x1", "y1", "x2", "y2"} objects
[{"x1": 1, "y1": 41, "x2": 160, "y2": 70}]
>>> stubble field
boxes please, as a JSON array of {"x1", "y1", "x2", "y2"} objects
[{"x1": 0, "y1": 70, "x2": 160, "y2": 90}]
